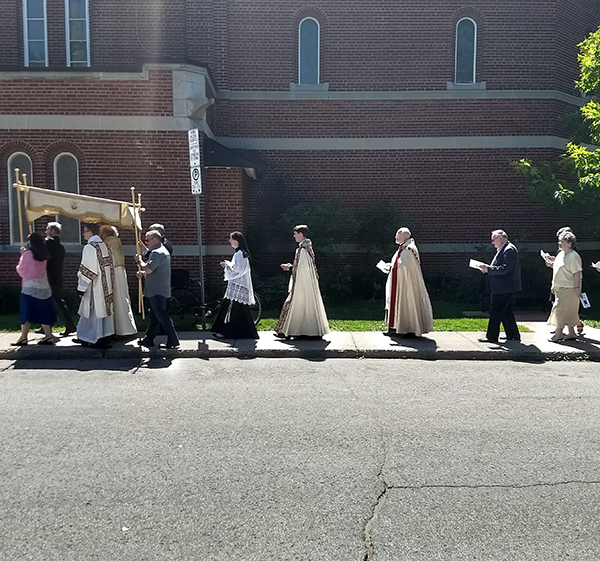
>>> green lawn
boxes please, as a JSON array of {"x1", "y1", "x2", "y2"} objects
[{"x1": 0, "y1": 300, "x2": 532, "y2": 333}]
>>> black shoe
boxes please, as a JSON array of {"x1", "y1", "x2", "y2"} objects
[
  {"x1": 399, "y1": 332, "x2": 417, "y2": 339},
  {"x1": 72, "y1": 338, "x2": 89, "y2": 347},
  {"x1": 60, "y1": 330, "x2": 75, "y2": 337},
  {"x1": 383, "y1": 331, "x2": 397, "y2": 337},
  {"x1": 138, "y1": 338, "x2": 155, "y2": 348},
  {"x1": 90, "y1": 341, "x2": 112, "y2": 349},
  {"x1": 478, "y1": 338, "x2": 498, "y2": 343},
  {"x1": 506, "y1": 337, "x2": 521, "y2": 341},
  {"x1": 274, "y1": 333, "x2": 287, "y2": 339},
  {"x1": 160, "y1": 342, "x2": 180, "y2": 349}
]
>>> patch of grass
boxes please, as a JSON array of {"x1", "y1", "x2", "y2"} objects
[
  {"x1": 255, "y1": 301, "x2": 532, "y2": 332},
  {"x1": 0, "y1": 300, "x2": 532, "y2": 333}
]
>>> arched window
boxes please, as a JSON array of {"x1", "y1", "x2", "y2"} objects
[
  {"x1": 8, "y1": 153, "x2": 33, "y2": 246},
  {"x1": 298, "y1": 17, "x2": 320, "y2": 85},
  {"x1": 455, "y1": 18, "x2": 477, "y2": 84},
  {"x1": 23, "y1": 0, "x2": 48, "y2": 67},
  {"x1": 65, "y1": 0, "x2": 90, "y2": 67},
  {"x1": 54, "y1": 153, "x2": 81, "y2": 244}
]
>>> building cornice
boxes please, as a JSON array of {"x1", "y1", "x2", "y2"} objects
[
  {"x1": 0, "y1": 62, "x2": 218, "y2": 98},
  {"x1": 217, "y1": 89, "x2": 584, "y2": 106},
  {"x1": 0, "y1": 113, "x2": 571, "y2": 151},
  {"x1": 217, "y1": 135, "x2": 570, "y2": 151}
]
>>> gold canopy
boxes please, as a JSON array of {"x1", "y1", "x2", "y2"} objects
[{"x1": 21, "y1": 184, "x2": 142, "y2": 230}]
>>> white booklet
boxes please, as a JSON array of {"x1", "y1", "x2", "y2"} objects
[
  {"x1": 469, "y1": 259, "x2": 487, "y2": 270},
  {"x1": 580, "y1": 292, "x2": 591, "y2": 309},
  {"x1": 591, "y1": 261, "x2": 600, "y2": 269},
  {"x1": 376, "y1": 260, "x2": 391, "y2": 274},
  {"x1": 540, "y1": 249, "x2": 554, "y2": 264}
]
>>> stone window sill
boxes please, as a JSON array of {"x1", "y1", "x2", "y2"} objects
[
  {"x1": 447, "y1": 81, "x2": 487, "y2": 90},
  {"x1": 290, "y1": 82, "x2": 330, "y2": 92}
]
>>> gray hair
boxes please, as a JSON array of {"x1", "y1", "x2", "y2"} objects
[
  {"x1": 491, "y1": 229, "x2": 508, "y2": 240},
  {"x1": 146, "y1": 230, "x2": 162, "y2": 242},
  {"x1": 47, "y1": 221, "x2": 62, "y2": 234},
  {"x1": 556, "y1": 226, "x2": 572, "y2": 238},
  {"x1": 398, "y1": 227, "x2": 411, "y2": 238},
  {"x1": 559, "y1": 231, "x2": 577, "y2": 248},
  {"x1": 149, "y1": 223, "x2": 165, "y2": 236}
]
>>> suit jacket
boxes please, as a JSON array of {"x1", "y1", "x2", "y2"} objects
[
  {"x1": 488, "y1": 241, "x2": 521, "y2": 295},
  {"x1": 45, "y1": 235, "x2": 65, "y2": 290}
]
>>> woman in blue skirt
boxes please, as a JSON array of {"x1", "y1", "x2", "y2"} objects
[{"x1": 12, "y1": 233, "x2": 58, "y2": 346}]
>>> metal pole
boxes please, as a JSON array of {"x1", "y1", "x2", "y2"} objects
[{"x1": 195, "y1": 194, "x2": 207, "y2": 330}]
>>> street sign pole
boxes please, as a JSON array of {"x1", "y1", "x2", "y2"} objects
[
  {"x1": 195, "y1": 193, "x2": 206, "y2": 330},
  {"x1": 188, "y1": 129, "x2": 206, "y2": 330}
]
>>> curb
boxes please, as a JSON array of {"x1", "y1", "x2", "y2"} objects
[{"x1": 1, "y1": 346, "x2": 598, "y2": 361}]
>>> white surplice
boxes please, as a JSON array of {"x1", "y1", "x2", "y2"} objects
[
  {"x1": 223, "y1": 249, "x2": 256, "y2": 305},
  {"x1": 77, "y1": 235, "x2": 115, "y2": 343},
  {"x1": 275, "y1": 239, "x2": 330, "y2": 337},
  {"x1": 385, "y1": 238, "x2": 433, "y2": 336}
]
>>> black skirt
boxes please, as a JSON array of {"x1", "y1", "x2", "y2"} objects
[{"x1": 211, "y1": 298, "x2": 259, "y2": 339}]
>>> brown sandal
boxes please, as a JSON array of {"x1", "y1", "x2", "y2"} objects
[{"x1": 10, "y1": 339, "x2": 28, "y2": 346}]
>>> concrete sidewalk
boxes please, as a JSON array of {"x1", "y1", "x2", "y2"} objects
[{"x1": 2, "y1": 316, "x2": 600, "y2": 360}]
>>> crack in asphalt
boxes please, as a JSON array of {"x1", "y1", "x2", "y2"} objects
[
  {"x1": 363, "y1": 463, "x2": 389, "y2": 561},
  {"x1": 332, "y1": 366, "x2": 391, "y2": 561},
  {"x1": 386, "y1": 480, "x2": 600, "y2": 491}
]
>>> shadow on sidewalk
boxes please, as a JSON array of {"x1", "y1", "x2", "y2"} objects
[
  {"x1": 10, "y1": 358, "x2": 144, "y2": 372},
  {"x1": 386, "y1": 335, "x2": 438, "y2": 351}
]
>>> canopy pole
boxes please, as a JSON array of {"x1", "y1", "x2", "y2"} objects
[
  {"x1": 137, "y1": 192, "x2": 145, "y2": 320},
  {"x1": 22, "y1": 174, "x2": 33, "y2": 234},
  {"x1": 131, "y1": 187, "x2": 145, "y2": 320},
  {"x1": 14, "y1": 169, "x2": 24, "y2": 249}
]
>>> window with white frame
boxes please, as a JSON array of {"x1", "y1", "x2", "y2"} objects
[
  {"x1": 455, "y1": 18, "x2": 477, "y2": 84},
  {"x1": 8, "y1": 153, "x2": 33, "y2": 246},
  {"x1": 65, "y1": 0, "x2": 90, "y2": 67},
  {"x1": 298, "y1": 17, "x2": 320, "y2": 85},
  {"x1": 54, "y1": 153, "x2": 81, "y2": 244},
  {"x1": 23, "y1": 0, "x2": 48, "y2": 67}
]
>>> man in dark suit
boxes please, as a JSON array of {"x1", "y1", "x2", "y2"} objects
[
  {"x1": 45, "y1": 222, "x2": 77, "y2": 336},
  {"x1": 479, "y1": 229, "x2": 522, "y2": 343}
]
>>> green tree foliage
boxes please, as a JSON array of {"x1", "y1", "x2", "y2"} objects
[{"x1": 513, "y1": 26, "x2": 600, "y2": 231}]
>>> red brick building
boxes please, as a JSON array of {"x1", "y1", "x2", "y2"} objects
[{"x1": 1, "y1": 0, "x2": 599, "y2": 289}]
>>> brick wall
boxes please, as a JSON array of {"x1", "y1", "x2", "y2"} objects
[
  {"x1": 2, "y1": 0, "x2": 598, "y2": 94},
  {"x1": 0, "y1": 71, "x2": 173, "y2": 116},
  {"x1": 244, "y1": 148, "x2": 583, "y2": 246},
  {"x1": 214, "y1": 99, "x2": 575, "y2": 138},
  {"x1": 221, "y1": 0, "x2": 599, "y2": 93}
]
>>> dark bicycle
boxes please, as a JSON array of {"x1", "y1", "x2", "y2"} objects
[{"x1": 168, "y1": 269, "x2": 262, "y2": 330}]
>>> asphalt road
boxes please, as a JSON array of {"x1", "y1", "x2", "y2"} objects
[{"x1": 1, "y1": 358, "x2": 599, "y2": 560}]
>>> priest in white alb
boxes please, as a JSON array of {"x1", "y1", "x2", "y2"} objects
[
  {"x1": 383, "y1": 227, "x2": 433, "y2": 337},
  {"x1": 75, "y1": 223, "x2": 116, "y2": 348}
]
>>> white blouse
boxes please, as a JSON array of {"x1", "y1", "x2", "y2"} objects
[{"x1": 223, "y1": 250, "x2": 256, "y2": 305}]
